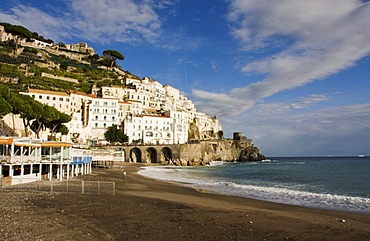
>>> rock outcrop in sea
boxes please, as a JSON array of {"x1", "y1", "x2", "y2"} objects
[{"x1": 169, "y1": 132, "x2": 265, "y2": 166}]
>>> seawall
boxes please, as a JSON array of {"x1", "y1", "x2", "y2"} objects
[{"x1": 97, "y1": 138, "x2": 265, "y2": 166}]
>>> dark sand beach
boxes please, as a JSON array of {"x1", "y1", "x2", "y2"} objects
[{"x1": 1, "y1": 164, "x2": 370, "y2": 241}]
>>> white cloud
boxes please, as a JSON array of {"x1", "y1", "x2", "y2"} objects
[
  {"x1": 68, "y1": 0, "x2": 161, "y2": 43},
  {"x1": 193, "y1": 0, "x2": 370, "y2": 117},
  {"x1": 254, "y1": 94, "x2": 329, "y2": 116},
  {"x1": 0, "y1": 0, "x2": 173, "y2": 44},
  {"x1": 0, "y1": 5, "x2": 72, "y2": 41},
  {"x1": 221, "y1": 97, "x2": 370, "y2": 156}
]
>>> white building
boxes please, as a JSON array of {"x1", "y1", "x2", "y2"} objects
[
  {"x1": 101, "y1": 85, "x2": 128, "y2": 100},
  {"x1": 32, "y1": 39, "x2": 53, "y2": 48},
  {"x1": 87, "y1": 97, "x2": 119, "y2": 144},
  {"x1": 10, "y1": 75, "x2": 222, "y2": 145},
  {"x1": 195, "y1": 112, "x2": 222, "y2": 139},
  {"x1": 170, "y1": 110, "x2": 190, "y2": 144},
  {"x1": 123, "y1": 114, "x2": 173, "y2": 145},
  {"x1": 20, "y1": 89, "x2": 73, "y2": 114}
]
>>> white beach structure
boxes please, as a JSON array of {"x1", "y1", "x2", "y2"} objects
[{"x1": 0, "y1": 137, "x2": 92, "y2": 186}]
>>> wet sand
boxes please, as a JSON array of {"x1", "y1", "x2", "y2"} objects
[{"x1": 1, "y1": 164, "x2": 370, "y2": 241}]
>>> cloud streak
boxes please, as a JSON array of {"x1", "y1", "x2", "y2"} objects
[
  {"x1": 193, "y1": 0, "x2": 370, "y2": 117},
  {"x1": 0, "y1": 0, "x2": 178, "y2": 44},
  {"x1": 220, "y1": 95, "x2": 370, "y2": 156}
]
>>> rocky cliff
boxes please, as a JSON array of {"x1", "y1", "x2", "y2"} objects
[{"x1": 170, "y1": 139, "x2": 265, "y2": 166}]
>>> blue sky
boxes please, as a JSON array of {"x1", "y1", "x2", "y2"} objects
[{"x1": 1, "y1": 0, "x2": 370, "y2": 156}]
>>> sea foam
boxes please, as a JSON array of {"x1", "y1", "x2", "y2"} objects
[{"x1": 138, "y1": 166, "x2": 370, "y2": 214}]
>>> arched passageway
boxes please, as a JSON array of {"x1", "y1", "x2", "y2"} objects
[
  {"x1": 161, "y1": 147, "x2": 172, "y2": 163},
  {"x1": 145, "y1": 148, "x2": 157, "y2": 163},
  {"x1": 130, "y1": 148, "x2": 142, "y2": 163}
]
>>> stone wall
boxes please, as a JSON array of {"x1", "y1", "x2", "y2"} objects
[
  {"x1": 174, "y1": 139, "x2": 265, "y2": 166},
  {"x1": 97, "y1": 139, "x2": 265, "y2": 166},
  {"x1": 41, "y1": 72, "x2": 79, "y2": 83}
]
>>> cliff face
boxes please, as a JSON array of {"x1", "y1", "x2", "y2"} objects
[{"x1": 171, "y1": 139, "x2": 265, "y2": 166}]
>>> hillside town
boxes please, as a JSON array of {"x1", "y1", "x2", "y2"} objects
[{"x1": 0, "y1": 24, "x2": 223, "y2": 147}]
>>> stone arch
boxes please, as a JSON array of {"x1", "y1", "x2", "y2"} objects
[
  {"x1": 130, "y1": 148, "x2": 142, "y2": 163},
  {"x1": 145, "y1": 147, "x2": 157, "y2": 163},
  {"x1": 160, "y1": 147, "x2": 172, "y2": 164}
]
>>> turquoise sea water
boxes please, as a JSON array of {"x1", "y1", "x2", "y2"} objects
[{"x1": 138, "y1": 156, "x2": 370, "y2": 214}]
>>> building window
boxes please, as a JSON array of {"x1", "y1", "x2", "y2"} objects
[
  {"x1": 59, "y1": 97, "x2": 63, "y2": 101},
  {"x1": 39, "y1": 95, "x2": 42, "y2": 99},
  {"x1": 46, "y1": 96, "x2": 50, "y2": 100}
]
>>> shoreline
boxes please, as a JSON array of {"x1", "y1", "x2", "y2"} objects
[
  {"x1": 134, "y1": 164, "x2": 370, "y2": 215},
  {"x1": 1, "y1": 164, "x2": 370, "y2": 240},
  {"x1": 137, "y1": 163, "x2": 370, "y2": 215}
]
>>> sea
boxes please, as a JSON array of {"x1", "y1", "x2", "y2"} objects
[{"x1": 138, "y1": 156, "x2": 370, "y2": 214}]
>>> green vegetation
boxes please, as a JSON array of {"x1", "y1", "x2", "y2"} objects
[
  {"x1": 0, "y1": 84, "x2": 70, "y2": 138},
  {"x1": 0, "y1": 22, "x2": 32, "y2": 39},
  {"x1": 102, "y1": 50, "x2": 124, "y2": 68},
  {"x1": 1, "y1": 22, "x2": 53, "y2": 43},
  {"x1": 0, "y1": 63, "x2": 23, "y2": 77},
  {"x1": 104, "y1": 125, "x2": 128, "y2": 144},
  {"x1": 0, "y1": 95, "x2": 11, "y2": 118},
  {"x1": 0, "y1": 22, "x2": 134, "y2": 96}
]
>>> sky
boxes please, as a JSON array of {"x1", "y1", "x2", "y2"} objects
[{"x1": 1, "y1": 0, "x2": 370, "y2": 156}]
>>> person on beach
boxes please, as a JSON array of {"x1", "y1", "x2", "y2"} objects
[{"x1": 123, "y1": 170, "x2": 127, "y2": 178}]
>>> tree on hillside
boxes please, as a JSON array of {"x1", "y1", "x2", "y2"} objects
[
  {"x1": 7, "y1": 94, "x2": 39, "y2": 137},
  {"x1": 29, "y1": 103, "x2": 72, "y2": 139},
  {"x1": 0, "y1": 85, "x2": 12, "y2": 116},
  {"x1": 102, "y1": 50, "x2": 124, "y2": 69},
  {"x1": 104, "y1": 125, "x2": 128, "y2": 144},
  {"x1": 1, "y1": 22, "x2": 32, "y2": 39},
  {"x1": 0, "y1": 85, "x2": 12, "y2": 126},
  {"x1": 1, "y1": 22, "x2": 55, "y2": 43},
  {"x1": 85, "y1": 54, "x2": 100, "y2": 65},
  {"x1": 46, "y1": 111, "x2": 71, "y2": 139},
  {"x1": 0, "y1": 97, "x2": 11, "y2": 118}
]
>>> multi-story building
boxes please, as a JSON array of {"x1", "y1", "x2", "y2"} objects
[
  {"x1": 123, "y1": 113, "x2": 173, "y2": 145},
  {"x1": 12, "y1": 75, "x2": 221, "y2": 145},
  {"x1": 87, "y1": 97, "x2": 119, "y2": 144},
  {"x1": 170, "y1": 110, "x2": 190, "y2": 144},
  {"x1": 18, "y1": 89, "x2": 94, "y2": 142},
  {"x1": 21, "y1": 89, "x2": 73, "y2": 114}
]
